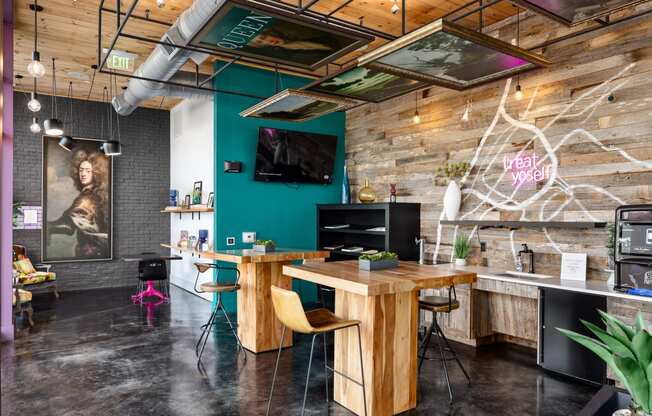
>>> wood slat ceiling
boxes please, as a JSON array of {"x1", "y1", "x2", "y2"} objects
[{"x1": 12, "y1": 0, "x2": 518, "y2": 110}]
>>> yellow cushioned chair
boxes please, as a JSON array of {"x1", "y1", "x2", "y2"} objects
[
  {"x1": 266, "y1": 285, "x2": 368, "y2": 416},
  {"x1": 13, "y1": 258, "x2": 56, "y2": 285}
]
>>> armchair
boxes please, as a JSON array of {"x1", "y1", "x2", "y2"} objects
[{"x1": 12, "y1": 245, "x2": 59, "y2": 298}]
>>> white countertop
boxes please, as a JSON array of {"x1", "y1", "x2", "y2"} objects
[{"x1": 430, "y1": 264, "x2": 652, "y2": 303}]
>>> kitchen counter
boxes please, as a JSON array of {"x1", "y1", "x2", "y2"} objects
[{"x1": 448, "y1": 264, "x2": 652, "y2": 303}]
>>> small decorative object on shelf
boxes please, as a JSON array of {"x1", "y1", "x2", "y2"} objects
[
  {"x1": 559, "y1": 311, "x2": 652, "y2": 416},
  {"x1": 207, "y1": 192, "x2": 214, "y2": 208},
  {"x1": 188, "y1": 235, "x2": 197, "y2": 250},
  {"x1": 453, "y1": 233, "x2": 470, "y2": 266},
  {"x1": 342, "y1": 161, "x2": 351, "y2": 204},
  {"x1": 183, "y1": 194, "x2": 191, "y2": 208},
  {"x1": 358, "y1": 178, "x2": 376, "y2": 203},
  {"x1": 389, "y1": 183, "x2": 397, "y2": 203},
  {"x1": 253, "y1": 239, "x2": 276, "y2": 253},
  {"x1": 191, "y1": 181, "x2": 202, "y2": 205},
  {"x1": 178, "y1": 230, "x2": 189, "y2": 248},
  {"x1": 359, "y1": 251, "x2": 399, "y2": 270},
  {"x1": 437, "y1": 161, "x2": 469, "y2": 221},
  {"x1": 169, "y1": 189, "x2": 178, "y2": 207}
]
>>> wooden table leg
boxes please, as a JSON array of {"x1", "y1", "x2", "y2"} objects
[
  {"x1": 237, "y1": 261, "x2": 293, "y2": 353},
  {"x1": 334, "y1": 289, "x2": 419, "y2": 416}
]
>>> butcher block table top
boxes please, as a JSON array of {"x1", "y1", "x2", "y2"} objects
[
  {"x1": 282, "y1": 260, "x2": 477, "y2": 296},
  {"x1": 161, "y1": 244, "x2": 329, "y2": 264}
]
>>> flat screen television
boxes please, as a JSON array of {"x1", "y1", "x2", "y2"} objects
[{"x1": 254, "y1": 127, "x2": 338, "y2": 184}]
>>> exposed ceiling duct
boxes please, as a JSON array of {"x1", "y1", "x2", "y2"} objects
[{"x1": 112, "y1": 0, "x2": 221, "y2": 115}]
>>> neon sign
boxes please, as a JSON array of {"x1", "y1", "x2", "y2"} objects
[{"x1": 503, "y1": 152, "x2": 551, "y2": 188}]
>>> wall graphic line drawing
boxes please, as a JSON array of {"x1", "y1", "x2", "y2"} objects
[{"x1": 434, "y1": 63, "x2": 651, "y2": 264}]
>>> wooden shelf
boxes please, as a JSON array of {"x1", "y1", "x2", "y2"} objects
[
  {"x1": 439, "y1": 220, "x2": 607, "y2": 229},
  {"x1": 161, "y1": 206, "x2": 214, "y2": 219},
  {"x1": 320, "y1": 227, "x2": 386, "y2": 236}
]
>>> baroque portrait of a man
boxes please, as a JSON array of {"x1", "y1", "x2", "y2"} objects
[{"x1": 42, "y1": 136, "x2": 112, "y2": 262}]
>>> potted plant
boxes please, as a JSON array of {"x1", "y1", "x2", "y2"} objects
[
  {"x1": 359, "y1": 251, "x2": 399, "y2": 271},
  {"x1": 453, "y1": 233, "x2": 470, "y2": 266},
  {"x1": 436, "y1": 161, "x2": 469, "y2": 221},
  {"x1": 12, "y1": 202, "x2": 23, "y2": 228},
  {"x1": 559, "y1": 311, "x2": 652, "y2": 416},
  {"x1": 253, "y1": 239, "x2": 276, "y2": 253}
]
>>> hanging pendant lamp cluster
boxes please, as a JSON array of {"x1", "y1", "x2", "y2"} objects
[
  {"x1": 58, "y1": 81, "x2": 77, "y2": 150},
  {"x1": 100, "y1": 72, "x2": 122, "y2": 156}
]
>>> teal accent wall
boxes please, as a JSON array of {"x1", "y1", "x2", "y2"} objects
[{"x1": 213, "y1": 64, "x2": 345, "y2": 312}]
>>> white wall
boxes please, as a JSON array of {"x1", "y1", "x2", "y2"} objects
[{"x1": 169, "y1": 98, "x2": 214, "y2": 301}]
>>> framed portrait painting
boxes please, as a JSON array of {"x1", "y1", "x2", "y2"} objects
[{"x1": 42, "y1": 136, "x2": 113, "y2": 262}]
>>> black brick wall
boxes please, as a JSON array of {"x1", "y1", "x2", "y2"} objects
[{"x1": 13, "y1": 92, "x2": 170, "y2": 291}]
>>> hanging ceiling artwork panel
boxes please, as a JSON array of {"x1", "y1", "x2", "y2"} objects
[
  {"x1": 240, "y1": 89, "x2": 358, "y2": 122},
  {"x1": 357, "y1": 19, "x2": 551, "y2": 90},
  {"x1": 511, "y1": 0, "x2": 648, "y2": 26},
  {"x1": 305, "y1": 64, "x2": 431, "y2": 103},
  {"x1": 189, "y1": 0, "x2": 373, "y2": 70}
]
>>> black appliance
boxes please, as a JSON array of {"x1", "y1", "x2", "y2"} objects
[
  {"x1": 615, "y1": 204, "x2": 652, "y2": 289},
  {"x1": 539, "y1": 288, "x2": 606, "y2": 385},
  {"x1": 254, "y1": 127, "x2": 337, "y2": 184}
]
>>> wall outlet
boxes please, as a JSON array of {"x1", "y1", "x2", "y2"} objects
[
  {"x1": 242, "y1": 232, "x2": 256, "y2": 243},
  {"x1": 226, "y1": 236, "x2": 236, "y2": 246}
]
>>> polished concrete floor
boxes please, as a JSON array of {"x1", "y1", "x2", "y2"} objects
[{"x1": 1, "y1": 285, "x2": 599, "y2": 415}]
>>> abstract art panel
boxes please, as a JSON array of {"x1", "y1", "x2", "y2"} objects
[
  {"x1": 240, "y1": 89, "x2": 357, "y2": 122},
  {"x1": 305, "y1": 65, "x2": 430, "y2": 102},
  {"x1": 42, "y1": 136, "x2": 113, "y2": 262},
  {"x1": 357, "y1": 19, "x2": 551, "y2": 90}
]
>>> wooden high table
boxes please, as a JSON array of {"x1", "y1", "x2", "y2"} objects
[
  {"x1": 283, "y1": 261, "x2": 476, "y2": 416},
  {"x1": 161, "y1": 244, "x2": 329, "y2": 353}
]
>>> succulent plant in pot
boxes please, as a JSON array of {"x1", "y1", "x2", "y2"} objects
[
  {"x1": 558, "y1": 311, "x2": 652, "y2": 416},
  {"x1": 453, "y1": 233, "x2": 470, "y2": 266},
  {"x1": 253, "y1": 239, "x2": 276, "y2": 253}
]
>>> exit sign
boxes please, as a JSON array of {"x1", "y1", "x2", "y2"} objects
[{"x1": 103, "y1": 49, "x2": 136, "y2": 72}]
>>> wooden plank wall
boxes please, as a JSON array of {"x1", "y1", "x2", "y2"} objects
[{"x1": 345, "y1": 5, "x2": 652, "y2": 281}]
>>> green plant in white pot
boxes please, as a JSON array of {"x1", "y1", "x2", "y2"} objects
[
  {"x1": 558, "y1": 311, "x2": 652, "y2": 416},
  {"x1": 453, "y1": 233, "x2": 470, "y2": 266}
]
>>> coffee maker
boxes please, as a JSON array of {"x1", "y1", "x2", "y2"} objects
[{"x1": 615, "y1": 204, "x2": 652, "y2": 289}]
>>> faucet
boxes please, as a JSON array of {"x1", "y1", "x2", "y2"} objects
[{"x1": 415, "y1": 237, "x2": 425, "y2": 265}]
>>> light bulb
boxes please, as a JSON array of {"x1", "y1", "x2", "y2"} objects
[
  {"x1": 27, "y1": 52, "x2": 46, "y2": 78},
  {"x1": 27, "y1": 92, "x2": 41, "y2": 112},
  {"x1": 30, "y1": 117, "x2": 41, "y2": 133},
  {"x1": 156, "y1": 0, "x2": 165, "y2": 8},
  {"x1": 391, "y1": 1, "x2": 399, "y2": 14},
  {"x1": 413, "y1": 111, "x2": 420, "y2": 124},
  {"x1": 515, "y1": 84, "x2": 524, "y2": 101}
]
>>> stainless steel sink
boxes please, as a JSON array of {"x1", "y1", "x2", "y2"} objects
[{"x1": 493, "y1": 271, "x2": 554, "y2": 279}]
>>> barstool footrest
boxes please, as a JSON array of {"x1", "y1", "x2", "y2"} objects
[{"x1": 325, "y1": 365, "x2": 364, "y2": 387}]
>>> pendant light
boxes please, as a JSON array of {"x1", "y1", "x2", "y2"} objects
[
  {"x1": 27, "y1": 1, "x2": 45, "y2": 78},
  {"x1": 100, "y1": 74, "x2": 122, "y2": 156},
  {"x1": 514, "y1": 7, "x2": 524, "y2": 101},
  {"x1": 390, "y1": 0, "x2": 399, "y2": 14},
  {"x1": 27, "y1": 78, "x2": 41, "y2": 112},
  {"x1": 412, "y1": 91, "x2": 420, "y2": 124},
  {"x1": 29, "y1": 117, "x2": 41, "y2": 133},
  {"x1": 59, "y1": 82, "x2": 77, "y2": 151},
  {"x1": 44, "y1": 58, "x2": 64, "y2": 136}
]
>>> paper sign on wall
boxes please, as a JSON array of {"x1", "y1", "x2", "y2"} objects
[{"x1": 560, "y1": 252, "x2": 587, "y2": 281}]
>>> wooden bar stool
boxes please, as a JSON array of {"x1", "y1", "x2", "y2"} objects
[
  {"x1": 266, "y1": 285, "x2": 368, "y2": 416},
  {"x1": 193, "y1": 262, "x2": 246, "y2": 364},
  {"x1": 418, "y1": 285, "x2": 470, "y2": 402}
]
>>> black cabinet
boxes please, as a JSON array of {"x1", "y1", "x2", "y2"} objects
[
  {"x1": 539, "y1": 288, "x2": 607, "y2": 385},
  {"x1": 317, "y1": 203, "x2": 421, "y2": 261}
]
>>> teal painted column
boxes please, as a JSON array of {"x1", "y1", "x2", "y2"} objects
[{"x1": 213, "y1": 64, "x2": 345, "y2": 312}]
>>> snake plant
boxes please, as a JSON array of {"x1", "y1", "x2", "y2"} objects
[{"x1": 558, "y1": 311, "x2": 652, "y2": 414}]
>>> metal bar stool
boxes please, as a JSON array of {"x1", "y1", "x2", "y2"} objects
[
  {"x1": 266, "y1": 285, "x2": 368, "y2": 416},
  {"x1": 418, "y1": 285, "x2": 470, "y2": 403},
  {"x1": 193, "y1": 262, "x2": 246, "y2": 364}
]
